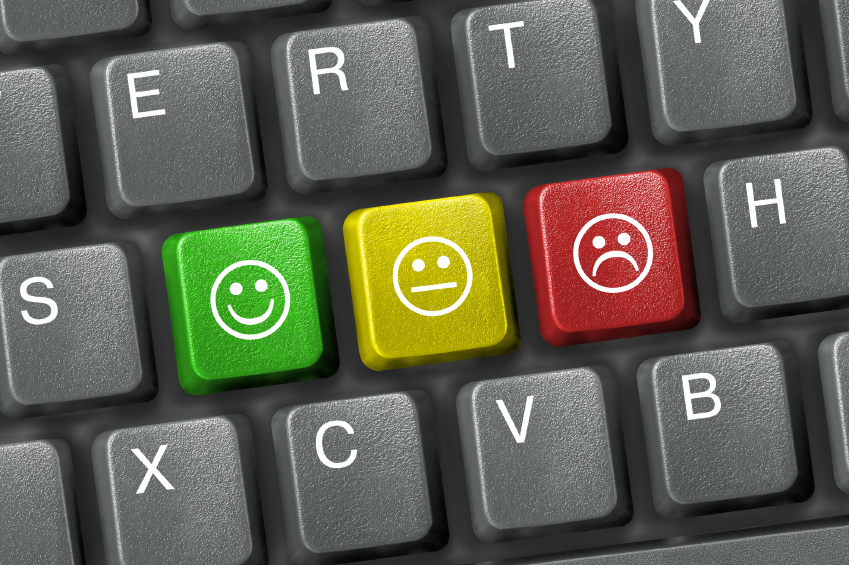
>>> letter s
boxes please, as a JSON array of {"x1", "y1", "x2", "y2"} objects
[{"x1": 20, "y1": 277, "x2": 58, "y2": 325}]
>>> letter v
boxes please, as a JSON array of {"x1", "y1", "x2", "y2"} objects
[{"x1": 496, "y1": 396, "x2": 534, "y2": 443}]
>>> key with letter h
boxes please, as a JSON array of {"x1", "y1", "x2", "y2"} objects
[{"x1": 637, "y1": 342, "x2": 811, "y2": 518}]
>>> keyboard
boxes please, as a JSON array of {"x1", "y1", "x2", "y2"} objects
[{"x1": 3, "y1": 0, "x2": 849, "y2": 563}]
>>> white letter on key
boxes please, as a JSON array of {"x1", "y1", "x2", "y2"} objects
[
  {"x1": 316, "y1": 420, "x2": 357, "y2": 468},
  {"x1": 489, "y1": 22, "x2": 525, "y2": 68},
  {"x1": 682, "y1": 373, "x2": 722, "y2": 420},
  {"x1": 674, "y1": 0, "x2": 711, "y2": 44},
  {"x1": 309, "y1": 48, "x2": 349, "y2": 95},
  {"x1": 127, "y1": 71, "x2": 166, "y2": 119}
]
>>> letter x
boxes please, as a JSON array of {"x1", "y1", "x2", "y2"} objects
[{"x1": 132, "y1": 445, "x2": 175, "y2": 494}]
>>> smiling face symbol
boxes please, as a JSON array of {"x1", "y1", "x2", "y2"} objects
[
  {"x1": 573, "y1": 214, "x2": 653, "y2": 293},
  {"x1": 393, "y1": 237, "x2": 473, "y2": 316},
  {"x1": 211, "y1": 260, "x2": 291, "y2": 340}
]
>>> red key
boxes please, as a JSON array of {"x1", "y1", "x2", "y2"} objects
[{"x1": 524, "y1": 169, "x2": 700, "y2": 346}]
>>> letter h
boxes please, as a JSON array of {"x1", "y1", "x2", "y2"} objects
[{"x1": 746, "y1": 179, "x2": 786, "y2": 228}]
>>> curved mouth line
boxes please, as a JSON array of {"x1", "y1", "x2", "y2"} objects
[
  {"x1": 228, "y1": 299, "x2": 274, "y2": 325},
  {"x1": 592, "y1": 252, "x2": 639, "y2": 276}
]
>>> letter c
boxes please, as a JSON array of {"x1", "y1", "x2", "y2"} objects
[
  {"x1": 316, "y1": 420, "x2": 357, "y2": 469},
  {"x1": 20, "y1": 277, "x2": 58, "y2": 325}
]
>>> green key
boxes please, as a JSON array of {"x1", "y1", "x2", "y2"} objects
[{"x1": 162, "y1": 218, "x2": 338, "y2": 395}]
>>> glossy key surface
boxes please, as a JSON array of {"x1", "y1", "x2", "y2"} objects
[
  {"x1": 170, "y1": 0, "x2": 329, "y2": 29},
  {"x1": 818, "y1": 332, "x2": 849, "y2": 494},
  {"x1": 452, "y1": 0, "x2": 625, "y2": 170},
  {"x1": 457, "y1": 368, "x2": 630, "y2": 542},
  {"x1": 272, "y1": 391, "x2": 446, "y2": 565},
  {"x1": 163, "y1": 218, "x2": 338, "y2": 395},
  {"x1": 637, "y1": 342, "x2": 811, "y2": 519},
  {"x1": 0, "y1": 65, "x2": 83, "y2": 234},
  {"x1": 93, "y1": 415, "x2": 265, "y2": 565},
  {"x1": 635, "y1": 0, "x2": 809, "y2": 144},
  {"x1": 0, "y1": 243, "x2": 156, "y2": 418},
  {"x1": 525, "y1": 170, "x2": 699, "y2": 347},
  {"x1": 344, "y1": 193, "x2": 519, "y2": 371},
  {"x1": 91, "y1": 42, "x2": 264, "y2": 218},
  {"x1": 271, "y1": 17, "x2": 445, "y2": 193},
  {"x1": 0, "y1": 439, "x2": 82, "y2": 565},
  {"x1": 705, "y1": 147, "x2": 849, "y2": 322}
]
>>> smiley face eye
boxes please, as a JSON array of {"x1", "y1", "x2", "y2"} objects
[
  {"x1": 255, "y1": 279, "x2": 268, "y2": 292},
  {"x1": 592, "y1": 236, "x2": 605, "y2": 249},
  {"x1": 618, "y1": 233, "x2": 631, "y2": 246},
  {"x1": 437, "y1": 256, "x2": 450, "y2": 268},
  {"x1": 412, "y1": 259, "x2": 425, "y2": 272}
]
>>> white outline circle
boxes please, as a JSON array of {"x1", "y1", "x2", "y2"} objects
[
  {"x1": 393, "y1": 237, "x2": 473, "y2": 317},
  {"x1": 211, "y1": 260, "x2": 291, "y2": 340},
  {"x1": 573, "y1": 214, "x2": 653, "y2": 294}
]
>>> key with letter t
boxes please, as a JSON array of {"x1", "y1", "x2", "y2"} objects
[{"x1": 637, "y1": 342, "x2": 811, "y2": 518}]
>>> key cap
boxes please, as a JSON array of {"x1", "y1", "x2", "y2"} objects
[
  {"x1": 0, "y1": 243, "x2": 156, "y2": 418},
  {"x1": 0, "y1": 440, "x2": 82, "y2": 565},
  {"x1": 452, "y1": 0, "x2": 625, "y2": 170},
  {"x1": 169, "y1": 0, "x2": 330, "y2": 29},
  {"x1": 821, "y1": 0, "x2": 849, "y2": 120},
  {"x1": 637, "y1": 342, "x2": 811, "y2": 519},
  {"x1": 635, "y1": 0, "x2": 809, "y2": 144},
  {"x1": 272, "y1": 391, "x2": 447, "y2": 565},
  {"x1": 704, "y1": 147, "x2": 849, "y2": 322},
  {"x1": 457, "y1": 368, "x2": 630, "y2": 542},
  {"x1": 271, "y1": 17, "x2": 445, "y2": 193},
  {"x1": 163, "y1": 218, "x2": 338, "y2": 395},
  {"x1": 0, "y1": 0, "x2": 149, "y2": 53},
  {"x1": 91, "y1": 42, "x2": 264, "y2": 218},
  {"x1": 818, "y1": 332, "x2": 849, "y2": 494},
  {"x1": 343, "y1": 193, "x2": 519, "y2": 371},
  {"x1": 0, "y1": 66, "x2": 84, "y2": 235},
  {"x1": 524, "y1": 170, "x2": 699, "y2": 347},
  {"x1": 93, "y1": 415, "x2": 265, "y2": 565}
]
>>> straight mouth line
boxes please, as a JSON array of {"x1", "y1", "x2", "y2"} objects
[{"x1": 411, "y1": 282, "x2": 458, "y2": 293}]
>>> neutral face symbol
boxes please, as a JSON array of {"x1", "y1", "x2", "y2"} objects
[
  {"x1": 211, "y1": 260, "x2": 290, "y2": 340},
  {"x1": 573, "y1": 214, "x2": 653, "y2": 293},
  {"x1": 393, "y1": 237, "x2": 473, "y2": 316}
]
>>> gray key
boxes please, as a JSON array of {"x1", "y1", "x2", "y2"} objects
[
  {"x1": 271, "y1": 18, "x2": 446, "y2": 193},
  {"x1": 635, "y1": 0, "x2": 809, "y2": 145},
  {"x1": 818, "y1": 332, "x2": 849, "y2": 494},
  {"x1": 452, "y1": 0, "x2": 625, "y2": 170},
  {"x1": 0, "y1": 66, "x2": 84, "y2": 235},
  {"x1": 169, "y1": 0, "x2": 330, "y2": 29},
  {"x1": 457, "y1": 368, "x2": 630, "y2": 542},
  {"x1": 93, "y1": 415, "x2": 265, "y2": 565},
  {"x1": 91, "y1": 42, "x2": 264, "y2": 218},
  {"x1": 821, "y1": 0, "x2": 849, "y2": 120},
  {"x1": 0, "y1": 439, "x2": 82, "y2": 565},
  {"x1": 0, "y1": 0, "x2": 149, "y2": 54},
  {"x1": 637, "y1": 342, "x2": 811, "y2": 519},
  {"x1": 704, "y1": 147, "x2": 849, "y2": 322},
  {"x1": 0, "y1": 243, "x2": 156, "y2": 418},
  {"x1": 357, "y1": 0, "x2": 409, "y2": 4},
  {"x1": 272, "y1": 391, "x2": 447, "y2": 565}
]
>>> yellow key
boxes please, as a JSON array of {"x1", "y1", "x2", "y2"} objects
[{"x1": 344, "y1": 193, "x2": 520, "y2": 370}]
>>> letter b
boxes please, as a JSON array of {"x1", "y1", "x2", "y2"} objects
[{"x1": 682, "y1": 373, "x2": 721, "y2": 420}]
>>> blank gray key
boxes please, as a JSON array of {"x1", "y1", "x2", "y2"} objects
[
  {"x1": 0, "y1": 0, "x2": 149, "y2": 54},
  {"x1": 637, "y1": 342, "x2": 811, "y2": 519},
  {"x1": 457, "y1": 368, "x2": 630, "y2": 542},
  {"x1": 271, "y1": 18, "x2": 446, "y2": 193},
  {"x1": 821, "y1": 0, "x2": 849, "y2": 120},
  {"x1": 272, "y1": 391, "x2": 447, "y2": 565},
  {"x1": 0, "y1": 440, "x2": 82, "y2": 565},
  {"x1": 0, "y1": 243, "x2": 155, "y2": 418},
  {"x1": 91, "y1": 42, "x2": 264, "y2": 218},
  {"x1": 452, "y1": 0, "x2": 625, "y2": 170},
  {"x1": 705, "y1": 147, "x2": 849, "y2": 322},
  {"x1": 818, "y1": 332, "x2": 849, "y2": 494},
  {"x1": 169, "y1": 0, "x2": 330, "y2": 29},
  {"x1": 635, "y1": 0, "x2": 809, "y2": 145},
  {"x1": 93, "y1": 415, "x2": 265, "y2": 565},
  {"x1": 0, "y1": 66, "x2": 84, "y2": 234}
]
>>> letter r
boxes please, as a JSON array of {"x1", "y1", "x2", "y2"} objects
[{"x1": 308, "y1": 48, "x2": 349, "y2": 95}]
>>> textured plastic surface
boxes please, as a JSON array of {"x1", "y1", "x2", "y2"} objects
[
  {"x1": 818, "y1": 332, "x2": 849, "y2": 494},
  {"x1": 169, "y1": 0, "x2": 330, "y2": 29}
]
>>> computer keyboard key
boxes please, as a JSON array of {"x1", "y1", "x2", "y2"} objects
[
  {"x1": 271, "y1": 18, "x2": 445, "y2": 193},
  {"x1": 637, "y1": 342, "x2": 811, "y2": 519},
  {"x1": 818, "y1": 332, "x2": 849, "y2": 494},
  {"x1": 0, "y1": 66, "x2": 84, "y2": 235},
  {"x1": 635, "y1": 0, "x2": 809, "y2": 145},
  {"x1": 170, "y1": 0, "x2": 330, "y2": 29},
  {"x1": 705, "y1": 147, "x2": 849, "y2": 322},
  {"x1": 452, "y1": 0, "x2": 625, "y2": 170},
  {"x1": 344, "y1": 193, "x2": 519, "y2": 371},
  {"x1": 0, "y1": 0, "x2": 149, "y2": 54},
  {"x1": 162, "y1": 218, "x2": 338, "y2": 395},
  {"x1": 0, "y1": 440, "x2": 82, "y2": 565},
  {"x1": 0, "y1": 243, "x2": 156, "y2": 418},
  {"x1": 93, "y1": 415, "x2": 265, "y2": 565},
  {"x1": 357, "y1": 0, "x2": 409, "y2": 5},
  {"x1": 821, "y1": 0, "x2": 849, "y2": 120},
  {"x1": 457, "y1": 368, "x2": 630, "y2": 542},
  {"x1": 525, "y1": 170, "x2": 699, "y2": 347},
  {"x1": 272, "y1": 391, "x2": 446, "y2": 565},
  {"x1": 91, "y1": 42, "x2": 264, "y2": 218}
]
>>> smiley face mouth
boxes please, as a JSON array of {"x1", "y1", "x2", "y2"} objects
[
  {"x1": 411, "y1": 282, "x2": 458, "y2": 293},
  {"x1": 592, "y1": 251, "x2": 639, "y2": 276},
  {"x1": 227, "y1": 299, "x2": 274, "y2": 326}
]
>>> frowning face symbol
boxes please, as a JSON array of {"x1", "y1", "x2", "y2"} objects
[{"x1": 573, "y1": 214, "x2": 653, "y2": 293}]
